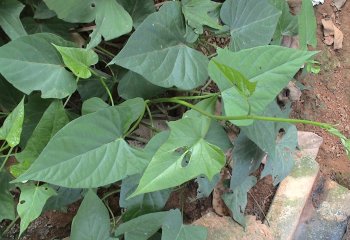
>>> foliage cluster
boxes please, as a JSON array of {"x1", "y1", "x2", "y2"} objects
[{"x1": 0, "y1": 0, "x2": 349, "y2": 239}]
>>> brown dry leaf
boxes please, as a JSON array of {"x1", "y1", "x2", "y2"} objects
[
  {"x1": 321, "y1": 19, "x2": 335, "y2": 36},
  {"x1": 333, "y1": 25, "x2": 344, "y2": 49},
  {"x1": 321, "y1": 18, "x2": 343, "y2": 49},
  {"x1": 212, "y1": 168, "x2": 231, "y2": 216},
  {"x1": 334, "y1": 0, "x2": 347, "y2": 10}
]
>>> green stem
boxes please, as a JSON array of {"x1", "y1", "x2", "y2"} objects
[
  {"x1": 99, "y1": 77, "x2": 114, "y2": 106},
  {"x1": 171, "y1": 93, "x2": 219, "y2": 100},
  {"x1": 145, "y1": 104, "x2": 154, "y2": 136},
  {"x1": 123, "y1": 102, "x2": 147, "y2": 138},
  {"x1": 2, "y1": 215, "x2": 20, "y2": 237},
  {"x1": 95, "y1": 46, "x2": 114, "y2": 58},
  {"x1": 149, "y1": 98, "x2": 333, "y2": 130},
  {"x1": 0, "y1": 147, "x2": 14, "y2": 172},
  {"x1": 102, "y1": 189, "x2": 120, "y2": 200},
  {"x1": 63, "y1": 76, "x2": 80, "y2": 108},
  {"x1": 0, "y1": 142, "x2": 9, "y2": 152}
]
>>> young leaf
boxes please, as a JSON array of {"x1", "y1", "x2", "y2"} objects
[
  {"x1": 13, "y1": 98, "x2": 148, "y2": 188},
  {"x1": 212, "y1": 60, "x2": 257, "y2": 97},
  {"x1": 131, "y1": 116, "x2": 225, "y2": 197},
  {"x1": 298, "y1": 0, "x2": 317, "y2": 50},
  {"x1": 53, "y1": 44, "x2": 98, "y2": 79},
  {"x1": 220, "y1": 0, "x2": 281, "y2": 51},
  {"x1": 117, "y1": 0, "x2": 155, "y2": 28},
  {"x1": 0, "y1": 98, "x2": 24, "y2": 147},
  {"x1": 11, "y1": 101, "x2": 69, "y2": 177},
  {"x1": 115, "y1": 209, "x2": 207, "y2": 240},
  {"x1": 181, "y1": 0, "x2": 222, "y2": 34},
  {"x1": 209, "y1": 46, "x2": 317, "y2": 126},
  {"x1": 0, "y1": 0, "x2": 27, "y2": 40},
  {"x1": 222, "y1": 176, "x2": 257, "y2": 226},
  {"x1": 17, "y1": 184, "x2": 57, "y2": 236},
  {"x1": 0, "y1": 171, "x2": 15, "y2": 222},
  {"x1": 109, "y1": 2, "x2": 209, "y2": 90},
  {"x1": 0, "y1": 33, "x2": 77, "y2": 99},
  {"x1": 269, "y1": 0, "x2": 298, "y2": 44},
  {"x1": 87, "y1": 0, "x2": 133, "y2": 49},
  {"x1": 71, "y1": 190, "x2": 111, "y2": 240}
]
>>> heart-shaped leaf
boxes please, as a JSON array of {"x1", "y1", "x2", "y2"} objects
[{"x1": 0, "y1": 0, "x2": 27, "y2": 40}]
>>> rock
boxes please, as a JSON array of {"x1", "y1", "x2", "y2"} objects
[
  {"x1": 294, "y1": 180, "x2": 350, "y2": 239},
  {"x1": 334, "y1": 0, "x2": 347, "y2": 10},
  {"x1": 266, "y1": 132, "x2": 322, "y2": 240},
  {"x1": 192, "y1": 212, "x2": 273, "y2": 240}
]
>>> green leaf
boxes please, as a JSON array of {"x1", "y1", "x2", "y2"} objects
[
  {"x1": 223, "y1": 176, "x2": 257, "y2": 226},
  {"x1": 131, "y1": 116, "x2": 225, "y2": 197},
  {"x1": 71, "y1": 190, "x2": 111, "y2": 240},
  {"x1": 0, "y1": 0, "x2": 27, "y2": 40},
  {"x1": 77, "y1": 72, "x2": 117, "y2": 101},
  {"x1": 196, "y1": 174, "x2": 220, "y2": 198},
  {"x1": 17, "y1": 184, "x2": 57, "y2": 236},
  {"x1": 181, "y1": 0, "x2": 222, "y2": 34},
  {"x1": 14, "y1": 98, "x2": 148, "y2": 188},
  {"x1": 22, "y1": 17, "x2": 76, "y2": 40},
  {"x1": 117, "y1": 0, "x2": 155, "y2": 28},
  {"x1": 0, "y1": 33, "x2": 77, "y2": 99},
  {"x1": 87, "y1": 0, "x2": 133, "y2": 49},
  {"x1": 43, "y1": 0, "x2": 96, "y2": 23},
  {"x1": 0, "y1": 98, "x2": 24, "y2": 147},
  {"x1": 242, "y1": 102, "x2": 297, "y2": 184},
  {"x1": 110, "y1": 2, "x2": 209, "y2": 90},
  {"x1": 231, "y1": 133, "x2": 265, "y2": 189},
  {"x1": 326, "y1": 127, "x2": 350, "y2": 158},
  {"x1": 0, "y1": 171, "x2": 15, "y2": 222},
  {"x1": 220, "y1": 0, "x2": 281, "y2": 51},
  {"x1": 44, "y1": 186, "x2": 84, "y2": 211},
  {"x1": 82, "y1": 97, "x2": 109, "y2": 115},
  {"x1": 53, "y1": 44, "x2": 98, "y2": 79},
  {"x1": 209, "y1": 46, "x2": 317, "y2": 126},
  {"x1": 11, "y1": 101, "x2": 69, "y2": 177},
  {"x1": 298, "y1": 0, "x2": 317, "y2": 50},
  {"x1": 270, "y1": 0, "x2": 298, "y2": 45},
  {"x1": 120, "y1": 174, "x2": 171, "y2": 220},
  {"x1": 117, "y1": 70, "x2": 165, "y2": 100},
  {"x1": 34, "y1": 1, "x2": 56, "y2": 19},
  {"x1": 212, "y1": 60, "x2": 257, "y2": 97},
  {"x1": 115, "y1": 209, "x2": 207, "y2": 240},
  {"x1": 20, "y1": 95, "x2": 51, "y2": 148},
  {"x1": 0, "y1": 76, "x2": 24, "y2": 112}
]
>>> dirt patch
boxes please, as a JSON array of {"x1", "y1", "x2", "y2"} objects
[{"x1": 292, "y1": 0, "x2": 350, "y2": 191}]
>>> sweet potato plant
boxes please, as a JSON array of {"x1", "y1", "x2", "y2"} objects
[{"x1": 0, "y1": 0, "x2": 349, "y2": 239}]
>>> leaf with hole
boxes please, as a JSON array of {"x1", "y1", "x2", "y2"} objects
[
  {"x1": 109, "y1": 2, "x2": 209, "y2": 90},
  {"x1": 14, "y1": 98, "x2": 148, "y2": 188},
  {"x1": 0, "y1": 33, "x2": 77, "y2": 99},
  {"x1": 17, "y1": 184, "x2": 57, "y2": 236}
]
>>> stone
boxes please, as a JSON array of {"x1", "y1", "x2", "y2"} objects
[{"x1": 266, "y1": 132, "x2": 322, "y2": 240}]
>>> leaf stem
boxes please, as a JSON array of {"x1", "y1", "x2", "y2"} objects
[
  {"x1": 0, "y1": 142, "x2": 9, "y2": 152},
  {"x1": 102, "y1": 189, "x2": 121, "y2": 201},
  {"x1": 63, "y1": 76, "x2": 80, "y2": 108},
  {"x1": 98, "y1": 77, "x2": 114, "y2": 106},
  {"x1": 145, "y1": 104, "x2": 154, "y2": 136},
  {"x1": 2, "y1": 215, "x2": 20, "y2": 237},
  {"x1": 0, "y1": 147, "x2": 14, "y2": 172},
  {"x1": 123, "y1": 102, "x2": 147, "y2": 138}
]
